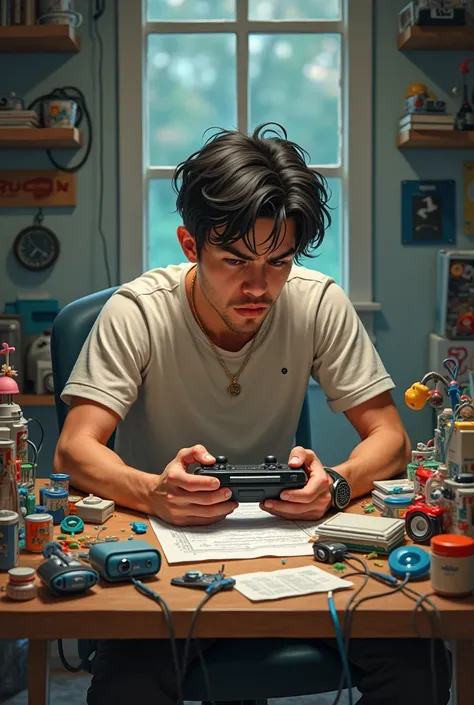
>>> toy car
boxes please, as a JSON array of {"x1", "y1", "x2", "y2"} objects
[{"x1": 405, "y1": 501, "x2": 448, "y2": 544}]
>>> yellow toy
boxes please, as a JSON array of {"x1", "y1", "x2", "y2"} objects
[{"x1": 405, "y1": 382, "x2": 431, "y2": 411}]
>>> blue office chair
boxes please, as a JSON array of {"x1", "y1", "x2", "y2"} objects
[{"x1": 51, "y1": 286, "x2": 361, "y2": 704}]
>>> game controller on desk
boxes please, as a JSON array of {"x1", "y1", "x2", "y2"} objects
[{"x1": 194, "y1": 454, "x2": 307, "y2": 502}]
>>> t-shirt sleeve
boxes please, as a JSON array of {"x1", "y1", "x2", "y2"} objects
[
  {"x1": 60, "y1": 292, "x2": 151, "y2": 420},
  {"x1": 311, "y1": 282, "x2": 395, "y2": 413}
]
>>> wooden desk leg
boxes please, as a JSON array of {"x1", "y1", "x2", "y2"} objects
[
  {"x1": 454, "y1": 639, "x2": 474, "y2": 705},
  {"x1": 28, "y1": 639, "x2": 50, "y2": 705}
]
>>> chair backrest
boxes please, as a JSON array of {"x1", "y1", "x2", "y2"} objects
[{"x1": 51, "y1": 287, "x2": 312, "y2": 450}]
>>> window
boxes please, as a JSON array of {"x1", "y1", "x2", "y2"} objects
[{"x1": 118, "y1": 0, "x2": 376, "y2": 309}]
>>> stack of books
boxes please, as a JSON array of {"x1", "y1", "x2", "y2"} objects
[
  {"x1": 0, "y1": 110, "x2": 39, "y2": 129},
  {"x1": 399, "y1": 113, "x2": 455, "y2": 134},
  {"x1": 371, "y1": 478, "x2": 414, "y2": 512}
]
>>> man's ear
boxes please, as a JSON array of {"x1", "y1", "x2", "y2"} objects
[{"x1": 177, "y1": 226, "x2": 197, "y2": 263}]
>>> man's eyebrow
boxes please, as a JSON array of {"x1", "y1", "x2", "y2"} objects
[{"x1": 220, "y1": 245, "x2": 295, "y2": 262}]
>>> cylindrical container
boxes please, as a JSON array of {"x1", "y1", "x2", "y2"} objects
[
  {"x1": 0, "y1": 427, "x2": 16, "y2": 512},
  {"x1": 42, "y1": 100, "x2": 78, "y2": 128},
  {"x1": 0, "y1": 510, "x2": 19, "y2": 571},
  {"x1": 382, "y1": 495, "x2": 413, "y2": 519},
  {"x1": 6, "y1": 567, "x2": 37, "y2": 601},
  {"x1": 39, "y1": 485, "x2": 49, "y2": 506},
  {"x1": 35, "y1": 505, "x2": 46, "y2": 514},
  {"x1": 431, "y1": 534, "x2": 474, "y2": 597},
  {"x1": 25, "y1": 513, "x2": 53, "y2": 553},
  {"x1": 49, "y1": 473, "x2": 70, "y2": 494},
  {"x1": 407, "y1": 462, "x2": 418, "y2": 481},
  {"x1": 43, "y1": 487, "x2": 68, "y2": 524},
  {"x1": 0, "y1": 403, "x2": 29, "y2": 466},
  {"x1": 25, "y1": 493, "x2": 36, "y2": 516}
]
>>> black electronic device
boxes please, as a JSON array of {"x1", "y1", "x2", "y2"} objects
[
  {"x1": 36, "y1": 542, "x2": 99, "y2": 597},
  {"x1": 194, "y1": 455, "x2": 307, "y2": 502},
  {"x1": 171, "y1": 566, "x2": 235, "y2": 592},
  {"x1": 312, "y1": 540, "x2": 348, "y2": 564}
]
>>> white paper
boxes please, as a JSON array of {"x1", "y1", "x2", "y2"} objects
[
  {"x1": 149, "y1": 503, "x2": 323, "y2": 564},
  {"x1": 233, "y1": 565, "x2": 353, "y2": 602}
]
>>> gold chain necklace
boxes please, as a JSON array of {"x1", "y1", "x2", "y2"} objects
[{"x1": 189, "y1": 267, "x2": 259, "y2": 396}]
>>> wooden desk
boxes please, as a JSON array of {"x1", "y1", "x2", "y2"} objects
[{"x1": 1, "y1": 492, "x2": 474, "y2": 705}]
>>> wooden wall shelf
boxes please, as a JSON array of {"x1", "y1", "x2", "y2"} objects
[
  {"x1": 397, "y1": 129, "x2": 474, "y2": 149},
  {"x1": 0, "y1": 25, "x2": 80, "y2": 53},
  {"x1": 17, "y1": 395, "x2": 55, "y2": 407},
  {"x1": 0, "y1": 127, "x2": 82, "y2": 149},
  {"x1": 398, "y1": 25, "x2": 474, "y2": 50}
]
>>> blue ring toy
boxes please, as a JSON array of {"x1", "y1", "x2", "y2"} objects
[
  {"x1": 60, "y1": 515, "x2": 85, "y2": 534},
  {"x1": 388, "y1": 546, "x2": 430, "y2": 580}
]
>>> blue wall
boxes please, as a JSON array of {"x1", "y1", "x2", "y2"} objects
[{"x1": 2, "y1": 0, "x2": 469, "y2": 476}]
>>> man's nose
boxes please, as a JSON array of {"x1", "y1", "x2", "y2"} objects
[{"x1": 242, "y1": 272, "x2": 268, "y2": 298}]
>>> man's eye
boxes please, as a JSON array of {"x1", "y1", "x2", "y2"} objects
[{"x1": 225, "y1": 259, "x2": 244, "y2": 266}]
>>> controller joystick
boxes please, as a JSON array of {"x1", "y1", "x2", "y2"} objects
[
  {"x1": 215, "y1": 455, "x2": 228, "y2": 464},
  {"x1": 264, "y1": 455, "x2": 277, "y2": 464}
]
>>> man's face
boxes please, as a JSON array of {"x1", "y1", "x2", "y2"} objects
[{"x1": 195, "y1": 218, "x2": 296, "y2": 336}]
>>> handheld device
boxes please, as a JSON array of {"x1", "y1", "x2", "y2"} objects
[
  {"x1": 312, "y1": 540, "x2": 348, "y2": 564},
  {"x1": 194, "y1": 455, "x2": 307, "y2": 502},
  {"x1": 36, "y1": 541, "x2": 99, "y2": 596},
  {"x1": 171, "y1": 566, "x2": 235, "y2": 592},
  {"x1": 88, "y1": 539, "x2": 161, "y2": 582}
]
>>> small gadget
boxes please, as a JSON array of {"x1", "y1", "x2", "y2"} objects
[
  {"x1": 194, "y1": 455, "x2": 307, "y2": 502},
  {"x1": 324, "y1": 468, "x2": 352, "y2": 510},
  {"x1": 388, "y1": 546, "x2": 431, "y2": 581},
  {"x1": 312, "y1": 540, "x2": 348, "y2": 564},
  {"x1": 88, "y1": 539, "x2": 161, "y2": 582},
  {"x1": 75, "y1": 494, "x2": 115, "y2": 524},
  {"x1": 37, "y1": 541, "x2": 99, "y2": 596},
  {"x1": 171, "y1": 565, "x2": 236, "y2": 591},
  {"x1": 314, "y1": 513, "x2": 406, "y2": 554}
]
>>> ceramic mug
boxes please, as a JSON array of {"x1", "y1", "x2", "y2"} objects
[
  {"x1": 38, "y1": 1, "x2": 82, "y2": 28},
  {"x1": 42, "y1": 99, "x2": 78, "y2": 128}
]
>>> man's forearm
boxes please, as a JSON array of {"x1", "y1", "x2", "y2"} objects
[
  {"x1": 332, "y1": 428, "x2": 411, "y2": 499},
  {"x1": 54, "y1": 437, "x2": 159, "y2": 515}
]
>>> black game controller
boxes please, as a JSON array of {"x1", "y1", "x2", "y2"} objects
[{"x1": 194, "y1": 455, "x2": 308, "y2": 502}]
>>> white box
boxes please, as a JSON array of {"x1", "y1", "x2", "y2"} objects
[{"x1": 429, "y1": 333, "x2": 474, "y2": 391}]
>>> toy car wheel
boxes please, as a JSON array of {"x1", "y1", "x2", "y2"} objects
[{"x1": 406, "y1": 511, "x2": 440, "y2": 544}]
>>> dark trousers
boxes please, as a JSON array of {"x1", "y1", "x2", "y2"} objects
[{"x1": 86, "y1": 637, "x2": 451, "y2": 705}]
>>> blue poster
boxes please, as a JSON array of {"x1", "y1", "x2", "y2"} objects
[{"x1": 401, "y1": 180, "x2": 456, "y2": 246}]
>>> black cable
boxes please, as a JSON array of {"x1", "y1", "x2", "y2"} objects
[
  {"x1": 181, "y1": 591, "x2": 219, "y2": 705},
  {"x1": 132, "y1": 579, "x2": 183, "y2": 705},
  {"x1": 27, "y1": 417, "x2": 44, "y2": 457},
  {"x1": 57, "y1": 639, "x2": 85, "y2": 673},
  {"x1": 91, "y1": 0, "x2": 112, "y2": 288},
  {"x1": 27, "y1": 86, "x2": 93, "y2": 173}
]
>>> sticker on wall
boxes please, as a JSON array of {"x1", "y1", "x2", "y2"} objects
[
  {"x1": 464, "y1": 162, "x2": 474, "y2": 235},
  {"x1": 401, "y1": 180, "x2": 456, "y2": 246}
]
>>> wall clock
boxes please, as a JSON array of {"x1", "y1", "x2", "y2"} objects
[{"x1": 12, "y1": 219, "x2": 60, "y2": 272}]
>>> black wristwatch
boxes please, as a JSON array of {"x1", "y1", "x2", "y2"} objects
[{"x1": 324, "y1": 467, "x2": 351, "y2": 510}]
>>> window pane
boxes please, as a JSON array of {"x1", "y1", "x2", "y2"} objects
[
  {"x1": 298, "y1": 177, "x2": 341, "y2": 284},
  {"x1": 147, "y1": 34, "x2": 237, "y2": 166},
  {"x1": 249, "y1": 34, "x2": 341, "y2": 166},
  {"x1": 148, "y1": 177, "x2": 342, "y2": 285},
  {"x1": 147, "y1": 0, "x2": 235, "y2": 21},
  {"x1": 249, "y1": 0, "x2": 341, "y2": 20}
]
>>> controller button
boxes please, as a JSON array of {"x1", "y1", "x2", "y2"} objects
[
  {"x1": 264, "y1": 455, "x2": 277, "y2": 464},
  {"x1": 215, "y1": 455, "x2": 228, "y2": 464},
  {"x1": 184, "y1": 570, "x2": 202, "y2": 581}
]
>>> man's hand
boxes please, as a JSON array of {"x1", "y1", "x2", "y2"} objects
[
  {"x1": 151, "y1": 445, "x2": 238, "y2": 526},
  {"x1": 259, "y1": 446, "x2": 332, "y2": 521}
]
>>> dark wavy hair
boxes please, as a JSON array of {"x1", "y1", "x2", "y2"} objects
[{"x1": 172, "y1": 122, "x2": 332, "y2": 263}]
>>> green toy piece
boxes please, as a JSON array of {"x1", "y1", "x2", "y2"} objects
[{"x1": 333, "y1": 562, "x2": 346, "y2": 573}]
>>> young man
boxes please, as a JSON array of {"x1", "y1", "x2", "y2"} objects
[{"x1": 56, "y1": 124, "x2": 450, "y2": 705}]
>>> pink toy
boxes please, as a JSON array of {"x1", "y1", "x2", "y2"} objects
[{"x1": 0, "y1": 342, "x2": 19, "y2": 400}]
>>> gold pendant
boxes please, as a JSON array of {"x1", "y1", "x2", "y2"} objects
[{"x1": 228, "y1": 380, "x2": 241, "y2": 396}]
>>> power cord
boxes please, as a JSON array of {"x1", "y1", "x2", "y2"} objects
[
  {"x1": 27, "y1": 417, "x2": 44, "y2": 458},
  {"x1": 91, "y1": 0, "x2": 112, "y2": 288},
  {"x1": 327, "y1": 590, "x2": 353, "y2": 705}
]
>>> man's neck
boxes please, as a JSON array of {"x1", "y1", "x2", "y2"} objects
[{"x1": 185, "y1": 267, "x2": 256, "y2": 353}]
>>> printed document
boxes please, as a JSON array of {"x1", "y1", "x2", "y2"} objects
[
  {"x1": 233, "y1": 565, "x2": 353, "y2": 601},
  {"x1": 149, "y1": 503, "x2": 322, "y2": 564}
]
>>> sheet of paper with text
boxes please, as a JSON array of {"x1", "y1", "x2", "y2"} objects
[{"x1": 149, "y1": 503, "x2": 324, "y2": 564}]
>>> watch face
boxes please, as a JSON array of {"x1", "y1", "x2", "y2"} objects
[
  {"x1": 13, "y1": 226, "x2": 60, "y2": 272},
  {"x1": 334, "y1": 480, "x2": 351, "y2": 508}
]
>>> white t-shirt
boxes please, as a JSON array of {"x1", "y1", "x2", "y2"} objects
[{"x1": 61, "y1": 263, "x2": 395, "y2": 473}]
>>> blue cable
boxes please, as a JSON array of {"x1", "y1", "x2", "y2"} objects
[{"x1": 327, "y1": 591, "x2": 353, "y2": 705}]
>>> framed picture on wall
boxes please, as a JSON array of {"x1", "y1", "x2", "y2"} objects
[{"x1": 401, "y1": 180, "x2": 456, "y2": 246}]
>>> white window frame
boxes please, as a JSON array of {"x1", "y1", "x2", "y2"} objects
[{"x1": 117, "y1": 0, "x2": 378, "y2": 313}]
